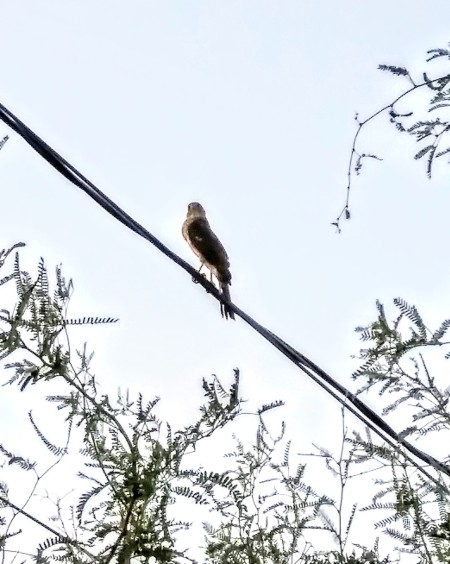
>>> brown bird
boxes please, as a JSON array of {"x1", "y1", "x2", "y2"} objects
[{"x1": 182, "y1": 202, "x2": 235, "y2": 320}]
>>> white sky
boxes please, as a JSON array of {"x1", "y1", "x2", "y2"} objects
[{"x1": 1, "y1": 1, "x2": 450, "y2": 561}]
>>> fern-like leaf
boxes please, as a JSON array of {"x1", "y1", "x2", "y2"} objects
[
  {"x1": 414, "y1": 145, "x2": 434, "y2": 160},
  {"x1": 378, "y1": 65, "x2": 409, "y2": 77},
  {"x1": 173, "y1": 486, "x2": 208, "y2": 505},
  {"x1": 38, "y1": 535, "x2": 69, "y2": 552},
  {"x1": 28, "y1": 411, "x2": 67, "y2": 457},
  {"x1": 257, "y1": 400, "x2": 284, "y2": 415},
  {"x1": 0, "y1": 135, "x2": 9, "y2": 152},
  {"x1": 432, "y1": 319, "x2": 450, "y2": 341},
  {"x1": 76, "y1": 484, "x2": 106, "y2": 522},
  {"x1": 344, "y1": 502, "x2": 358, "y2": 540},
  {"x1": 427, "y1": 48, "x2": 450, "y2": 62},
  {"x1": 282, "y1": 440, "x2": 291, "y2": 467},
  {"x1": 65, "y1": 316, "x2": 119, "y2": 325},
  {"x1": 393, "y1": 298, "x2": 427, "y2": 339}
]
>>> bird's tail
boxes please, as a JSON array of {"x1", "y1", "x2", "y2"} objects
[{"x1": 220, "y1": 283, "x2": 235, "y2": 320}]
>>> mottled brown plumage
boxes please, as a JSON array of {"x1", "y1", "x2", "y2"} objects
[{"x1": 182, "y1": 202, "x2": 235, "y2": 320}]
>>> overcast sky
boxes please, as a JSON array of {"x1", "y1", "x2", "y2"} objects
[{"x1": 1, "y1": 1, "x2": 450, "y2": 560}]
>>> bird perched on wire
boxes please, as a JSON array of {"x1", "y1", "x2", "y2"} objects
[{"x1": 182, "y1": 202, "x2": 235, "y2": 320}]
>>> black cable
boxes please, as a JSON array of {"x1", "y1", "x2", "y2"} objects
[{"x1": 1, "y1": 101, "x2": 449, "y2": 488}]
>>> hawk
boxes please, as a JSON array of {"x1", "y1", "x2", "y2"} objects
[{"x1": 182, "y1": 202, "x2": 235, "y2": 320}]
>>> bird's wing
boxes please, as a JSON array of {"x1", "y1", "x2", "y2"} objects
[{"x1": 185, "y1": 217, "x2": 230, "y2": 272}]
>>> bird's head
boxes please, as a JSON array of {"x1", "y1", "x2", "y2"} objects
[{"x1": 187, "y1": 202, "x2": 206, "y2": 218}]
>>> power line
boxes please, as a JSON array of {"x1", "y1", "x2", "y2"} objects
[{"x1": 0, "y1": 100, "x2": 449, "y2": 488}]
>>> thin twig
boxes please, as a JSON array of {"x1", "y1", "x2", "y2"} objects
[{"x1": 334, "y1": 73, "x2": 450, "y2": 232}]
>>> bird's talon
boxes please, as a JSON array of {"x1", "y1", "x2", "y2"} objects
[{"x1": 192, "y1": 272, "x2": 207, "y2": 284}]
